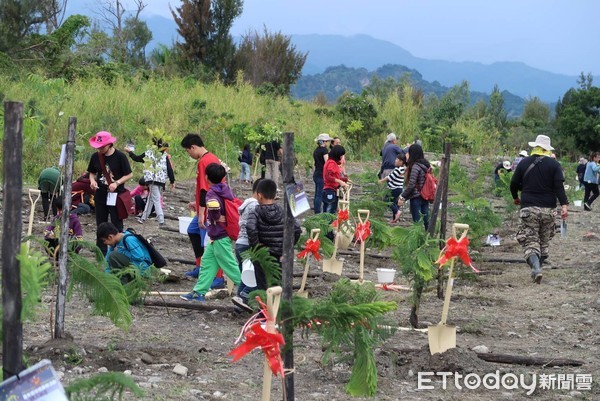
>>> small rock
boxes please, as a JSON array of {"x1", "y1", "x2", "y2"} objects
[
  {"x1": 97, "y1": 367, "x2": 108, "y2": 373},
  {"x1": 408, "y1": 369, "x2": 414, "y2": 377},
  {"x1": 173, "y1": 364, "x2": 188, "y2": 376},
  {"x1": 56, "y1": 371, "x2": 65, "y2": 380},
  {"x1": 472, "y1": 345, "x2": 490, "y2": 353},
  {"x1": 123, "y1": 370, "x2": 132, "y2": 375},
  {"x1": 212, "y1": 390, "x2": 225, "y2": 398},
  {"x1": 209, "y1": 309, "x2": 219, "y2": 315},
  {"x1": 570, "y1": 391, "x2": 582, "y2": 396},
  {"x1": 141, "y1": 353, "x2": 154, "y2": 364},
  {"x1": 507, "y1": 331, "x2": 519, "y2": 337},
  {"x1": 148, "y1": 376, "x2": 162, "y2": 383},
  {"x1": 72, "y1": 367, "x2": 85, "y2": 375}
]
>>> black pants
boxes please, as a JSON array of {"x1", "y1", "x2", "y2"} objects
[
  {"x1": 584, "y1": 182, "x2": 599, "y2": 206},
  {"x1": 254, "y1": 257, "x2": 282, "y2": 291},
  {"x1": 41, "y1": 192, "x2": 58, "y2": 219},
  {"x1": 94, "y1": 188, "x2": 123, "y2": 254}
]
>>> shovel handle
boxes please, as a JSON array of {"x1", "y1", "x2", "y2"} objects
[
  {"x1": 310, "y1": 228, "x2": 321, "y2": 241},
  {"x1": 440, "y1": 258, "x2": 455, "y2": 325},
  {"x1": 338, "y1": 200, "x2": 349, "y2": 211},
  {"x1": 452, "y1": 223, "x2": 470, "y2": 240},
  {"x1": 357, "y1": 209, "x2": 370, "y2": 223}
]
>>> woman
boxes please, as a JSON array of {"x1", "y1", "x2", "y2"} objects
[
  {"x1": 583, "y1": 151, "x2": 600, "y2": 211},
  {"x1": 397, "y1": 143, "x2": 431, "y2": 230},
  {"x1": 238, "y1": 144, "x2": 253, "y2": 183},
  {"x1": 87, "y1": 131, "x2": 133, "y2": 254},
  {"x1": 313, "y1": 133, "x2": 332, "y2": 213},
  {"x1": 322, "y1": 145, "x2": 348, "y2": 214}
]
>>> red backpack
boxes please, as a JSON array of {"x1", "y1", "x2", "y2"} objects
[
  {"x1": 223, "y1": 197, "x2": 243, "y2": 241},
  {"x1": 420, "y1": 167, "x2": 438, "y2": 203}
]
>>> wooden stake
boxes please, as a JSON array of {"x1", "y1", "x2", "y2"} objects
[{"x1": 262, "y1": 286, "x2": 283, "y2": 401}]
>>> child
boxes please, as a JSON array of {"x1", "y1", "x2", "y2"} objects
[
  {"x1": 244, "y1": 179, "x2": 302, "y2": 292},
  {"x1": 130, "y1": 178, "x2": 165, "y2": 216},
  {"x1": 378, "y1": 153, "x2": 406, "y2": 223},
  {"x1": 231, "y1": 179, "x2": 261, "y2": 313},
  {"x1": 180, "y1": 163, "x2": 242, "y2": 302},
  {"x1": 125, "y1": 137, "x2": 175, "y2": 225},
  {"x1": 322, "y1": 145, "x2": 349, "y2": 214},
  {"x1": 98, "y1": 222, "x2": 151, "y2": 278},
  {"x1": 44, "y1": 197, "x2": 83, "y2": 259},
  {"x1": 70, "y1": 172, "x2": 94, "y2": 215}
]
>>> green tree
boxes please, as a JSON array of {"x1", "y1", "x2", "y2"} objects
[
  {"x1": 487, "y1": 84, "x2": 508, "y2": 132},
  {"x1": 96, "y1": 0, "x2": 147, "y2": 63},
  {"x1": 234, "y1": 27, "x2": 307, "y2": 94},
  {"x1": 555, "y1": 81, "x2": 600, "y2": 152},
  {"x1": 336, "y1": 92, "x2": 382, "y2": 154},
  {"x1": 0, "y1": 0, "x2": 45, "y2": 54},
  {"x1": 122, "y1": 17, "x2": 152, "y2": 67},
  {"x1": 521, "y1": 97, "x2": 550, "y2": 128}
]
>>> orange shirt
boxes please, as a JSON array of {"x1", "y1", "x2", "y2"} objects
[{"x1": 195, "y1": 152, "x2": 222, "y2": 212}]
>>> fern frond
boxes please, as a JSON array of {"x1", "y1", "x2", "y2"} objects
[{"x1": 66, "y1": 372, "x2": 143, "y2": 401}]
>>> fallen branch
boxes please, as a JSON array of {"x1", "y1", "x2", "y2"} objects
[
  {"x1": 475, "y1": 352, "x2": 584, "y2": 367},
  {"x1": 142, "y1": 298, "x2": 232, "y2": 312}
]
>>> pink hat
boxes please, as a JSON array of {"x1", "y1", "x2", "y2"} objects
[{"x1": 89, "y1": 131, "x2": 117, "y2": 148}]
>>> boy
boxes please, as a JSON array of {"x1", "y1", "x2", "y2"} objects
[
  {"x1": 180, "y1": 163, "x2": 242, "y2": 301},
  {"x1": 44, "y1": 197, "x2": 83, "y2": 259},
  {"x1": 378, "y1": 153, "x2": 406, "y2": 223},
  {"x1": 98, "y1": 222, "x2": 151, "y2": 277},
  {"x1": 244, "y1": 179, "x2": 302, "y2": 292}
]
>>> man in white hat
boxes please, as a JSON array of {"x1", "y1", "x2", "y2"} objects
[
  {"x1": 509, "y1": 135, "x2": 569, "y2": 284},
  {"x1": 379, "y1": 133, "x2": 404, "y2": 179},
  {"x1": 313, "y1": 133, "x2": 333, "y2": 213},
  {"x1": 511, "y1": 150, "x2": 528, "y2": 170}
]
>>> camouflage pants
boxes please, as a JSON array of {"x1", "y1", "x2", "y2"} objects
[{"x1": 516, "y1": 206, "x2": 556, "y2": 260}]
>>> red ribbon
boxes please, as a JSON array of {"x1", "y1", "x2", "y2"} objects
[
  {"x1": 297, "y1": 238, "x2": 321, "y2": 261},
  {"x1": 354, "y1": 221, "x2": 371, "y2": 243},
  {"x1": 228, "y1": 322, "x2": 285, "y2": 376},
  {"x1": 435, "y1": 236, "x2": 479, "y2": 273},
  {"x1": 332, "y1": 209, "x2": 349, "y2": 227}
]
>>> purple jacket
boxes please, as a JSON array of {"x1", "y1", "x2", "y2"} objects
[
  {"x1": 44, "y1": 212, "x2": 83, "y2": 240},
  {"x1": 206, "y1": 182, "x2": 235, "y2": 241}
]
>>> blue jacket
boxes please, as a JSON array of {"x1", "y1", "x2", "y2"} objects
[
  {"x1": 583, "y1": 162, "x2": 600, "y2": 184},
  {"x1": 105, "y1": 232, "x2": 151, "y2": 274}
]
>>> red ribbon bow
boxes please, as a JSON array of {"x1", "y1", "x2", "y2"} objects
[
  {"x1": 228, "y1": 299, "x2": 285, "y2": 376},
  {"x1": 297, "y1": 238, "x2": 321, "y2": 261},
  {"x1": 435, "y1": 236, "x2": 479, "y2": 273},
  {"x1": 332, "y1": 209, "x2": 349, "y2": 227},
  {"x1": 354, "y1": 221, "x2": 371, "y2": 243}
]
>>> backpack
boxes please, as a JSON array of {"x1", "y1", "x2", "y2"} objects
[
  {"x1": 123, "y1": 228, "x2": 167, "y2": 268},
  {"x1": 223, "y1": 197, "x2": 243, "y2": 241},
  {"x1": 420, "y1": 166, "x2": 438, "y2": 203}
]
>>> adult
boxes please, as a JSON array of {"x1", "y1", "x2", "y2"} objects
[
  {"x1": 238, "y1": 144, "x2": 253, "y2": 183},
  {"x1": 38, "y1": 166, "x2": 63, "y2": 219},
  {"x1": 576, "y1": 157, "x2": 588, "y2": 190},
  {"x1": 380, "y1": 133, "x2": 404, "y2": 178},
  {"x1": 263, "y1": 139, "x2": 282, "y2": 188},
  {"x1": 322, "y1": 145, "x2": 349, "y2": 214},
  {"x1": 313, "y1": 133, "x2": 333, "y2": 214},
  {"x1": 330, "y1": 136, "x2": 341, "y2": 149},
  {"x1": 582, "y1": 152, "x2": 600, "y2": 211},
  {"x1": 180, "y1": 134, "x2": 225, "y2": 288},
  {"x1": 71, "y1": 172, "x2": 95, "y2": 215},
  {"x1": 512, "y1": 150, "x2": 528, "y2": 171},
  {"x1": 397, "y1": 143, "x2": 431, "y2": 230},
  {"x1": 87, "y1": 131, "x2": 133, "y2": 254},
  {"x1": 510, "y1": 135, "x2": 568, "y2": 284},
  {"x1": 494, "y1": 160, "x2": 512, "y2": 184}
]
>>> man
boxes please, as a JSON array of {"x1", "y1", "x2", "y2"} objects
[
  {"x1": 38, "y1": 166, "x2": 63, "y2": 219},
  {"x1": 313, "y1": 133, "x2": 333, "y2": 213},
  {"x1": 510, "y1": 135, "x2": 568, "y2": 284},
  {"x1": 262, "y1": 139, "x2": 283, "y2": 188},
  {"x1": 379, "y1": 133, "x2": 404, "y2": 178}
]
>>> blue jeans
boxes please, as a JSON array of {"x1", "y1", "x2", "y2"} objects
[
  {"x1": 322, "y1": 188, "x2": 339, "y2": 214},
  {"x1": 239, "y1": 162, "x2": 251, "y2": 182},
  {"x1": 409, "y1": 196, "x2": 430, "y2": 230},
  {"x1": 313, "y1": 175, "x2": 324, "y2": 214},
  {"x1": 388, "y1": 188, "x2": 402, "y2": 216},
  {"x1": 235, "y1": 244, "x2": 256, "y2": 300}
]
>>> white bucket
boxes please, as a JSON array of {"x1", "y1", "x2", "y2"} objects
[
  {"x1": 178, "y1": 216, "x2": 193, "y2": 234},
  {"x1": 573, "y1": 200, "x2": 582, "y2": 207},
  {"x1": 241, "y1": 259, "x2": 257, "y2": 287},
  {"x1": 376, "y1": 268, "x2": 396, "y2": 284}
]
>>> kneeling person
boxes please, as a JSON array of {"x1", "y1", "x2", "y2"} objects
[{"x1": 98, "y1": 222, "x2": 151, "y2": 278}]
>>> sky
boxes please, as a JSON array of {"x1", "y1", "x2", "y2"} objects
[{"x1": 139, "y1": 0, "x2": 598, "y2": 76}]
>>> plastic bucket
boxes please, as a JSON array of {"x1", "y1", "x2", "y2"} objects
[
  {"x1": 178, "y1": 216, "x2": 193, "y2": 234},
  {"x1": 241, "y1": 259, "x2": 257, "y2": 287},
  {"x1": 573, "y1": 200, "x2": 582, "y2": 207},
  {"x1": 376, "y1": 268, "x2": 396, "y2": 284}
]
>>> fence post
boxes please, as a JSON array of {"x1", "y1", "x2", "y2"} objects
[{"x1": 2, "y1": 101, "x2": 25, "y2": 379}]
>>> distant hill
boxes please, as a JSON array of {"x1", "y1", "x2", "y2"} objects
[{"x1": 291, "y1": 64, "x2": 528, "y2": 117}]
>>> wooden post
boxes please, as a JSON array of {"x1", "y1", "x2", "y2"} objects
[
  {"x1": 280, "y1": 132, "x2": 295, "y2": 401},
  {"x1": 2, "y1": 101, "x2": 24, "y2": 379},
  {"x1": 54, "y1": 117, "x2": 76, "y2": 338},
  {"x1": 434, "y1": 142, "x2": 451, "y2": 299}
]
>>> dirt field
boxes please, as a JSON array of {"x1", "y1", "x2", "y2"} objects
[{"x1": 3, "y1": 159, "x2": 600, "y2": 401}]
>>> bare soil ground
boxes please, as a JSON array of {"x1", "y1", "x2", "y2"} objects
[{"x1": 2, "y1": 159, "x2": 600, "y2": 401}]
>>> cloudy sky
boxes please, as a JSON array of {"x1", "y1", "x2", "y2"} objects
[{"x1": 116, "y1": 0, "x2": 600, "y2": 76}]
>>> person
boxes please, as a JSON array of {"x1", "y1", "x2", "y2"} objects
[
  {"x1": 180, "y1": 133, "x2": 226, "y2": 289},
  {"x1": 125, "y1": 137, "x2": 175, "y2": 226},
  {"x1": 87, "y1": 131, "x2": 133, "y2": 254},
  {"x1": 98, "y1": 222, "x2": 151, "y2": 280},
  {"x1": 331, "y1": 137, "x2": 341, "y2": 148},
  {"x1": 263, "y1": 139, "x2": 282, "y2": 188},
  {"x1": 512, "y1": 150, "x2": 528, "y2": 171},
  {"x1": 313, "y1": 133, "x2": 333, "y2": 214},
  {"x1": 256, "y1": 145, "x2": 266, "y2": 179},
  {"x1": 323, "y1": 145, "x2": 349, "y2": 214},
  {"x1": 238, "y1": 144, "x2": 253, "y2": 183},
  {"x1": 70, "y1": 172, "x2": 94, "y2": 215},
  {"x1": 582, "y1": 152, "x2": 600, "y2": 211},
  {"x1": 180, "y1": 163, "x2": 242, "y2": 302},
  {"x1": 379, "y1": 133, "x2": 404, "y2": 179},
  {"x1": 494, "y1": 160, "x2": 512, "y2": 184},
  {"x1": 397, "y1": 143, "x2": 431, "y2": 230},
  {"x1": 244, "y1": 179, "x2": 301, "y2": 292},
  {"x1": 378, "y1": 152, "x2": 406, "y2": 224},
  {"x1": 38, "y1": 167, "x2": 63, "y2": 219},
  {"x1": 44, "y1": 197, "x2": 83, "y2": 259},
  {"x1": 231, "y1": 179, "x2": 261, "y2": 313},
  {"x1": 130, "y1": 178, "x2": 164, "y2": 216},
  {"x1": 576, "y1": 157, "x2": 588, "y2": 190},
  {"x1": 510, "y1": 134, "x2": 568, "y2": 284}
]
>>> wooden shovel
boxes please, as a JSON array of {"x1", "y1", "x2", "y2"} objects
[
  {"x1": 355, "y1": 209, "x2": 370, "y2": 284},
  {"x1": 336, "y1": 199, "x2": 354, "y2": 250},
  {"x1": 26, "y1": 189, "x2": 41, "y2": 249},
  {"x1": 298, "y1": 229, "x2": 320, "y2": 297},
  {"x1": 322, "y1": 227, "x2": 343, "y2": 275},
  {"x1": 261, "y1": 286, "x2": 282, "y2": 401},
  {"x1": 428, "y1": 223, "x2": 470, "y2": 355}
]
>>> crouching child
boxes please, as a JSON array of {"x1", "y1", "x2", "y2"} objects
[{"x1": 98, "y1": 222, "x2": 151, "y2": 281}]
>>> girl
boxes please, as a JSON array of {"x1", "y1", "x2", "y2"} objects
[{"x1": 397, "y1": 143, "x2": 431, "y2": 230}]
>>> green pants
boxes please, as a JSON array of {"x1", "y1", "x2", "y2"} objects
[{"x1": 193, "y1": 237, "x2": 241, "y2": 295}]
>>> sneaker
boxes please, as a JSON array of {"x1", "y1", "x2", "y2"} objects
[
  {"x1": 179, "y1": 291, "x2": 205, "y2": 301},
  {"x1": 534, "y1": 273, "x2": 543, "y2": 284},
  {"x1": 584, "y1": 203, "x2": 592, "y2": 211},
  {"x1": 232, "y1": 296, "x2": 253, "y2": 313},
  {"x1": 136, "y1": 217, "x2": 145, "y2": 224},
  {"x1": 184, "y1": 266, "x2": 200, "y2": 278},
  {"x1": 211, "y1": 277, "x2": 225, "y2": 290}
]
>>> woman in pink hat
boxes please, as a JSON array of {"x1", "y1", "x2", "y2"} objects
[{"x1": 87, "y1": 131, "x2": 133, "y2": 254}]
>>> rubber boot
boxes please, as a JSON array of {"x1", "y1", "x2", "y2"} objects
[{"x1": 527, "y1": 254, "x2": 542, "y2": 284}]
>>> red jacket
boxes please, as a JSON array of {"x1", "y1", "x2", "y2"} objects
[{"x1": 323, "y1": 159, "x2": 346, "y2": 190}]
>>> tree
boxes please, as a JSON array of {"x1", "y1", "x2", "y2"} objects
[
  {"x1": 41, "y1": 0, "x2": 68, "y2": 33},
  {"x1": 336, "y1": 92, "x2": 382, "y2": 154},
  {"x1": 522, "y1": 97, "x2": 551, "y2": 128},
  {"x1": 0, "y1": 0, "x2": 45, "y2": 54},
  {"x1": 555, "y1": 83, "x2": 600, "y2": 152},
  {"x1": 487, "y1": 84, "x2": 508, "y2": 132},
  {"x1": 122, "y1": 17, "x2": 152, "y2": 67},
  {"x1": 95, "y1": 0, "x2": 147, "y2": 63},
  {"x1": 234, "y1": 27, "x2": 307, "y2": 94}
]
